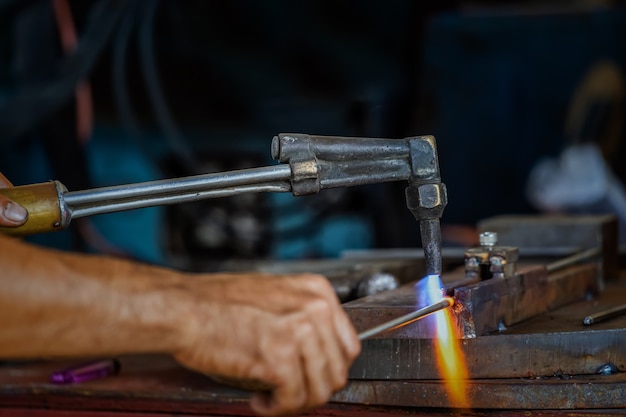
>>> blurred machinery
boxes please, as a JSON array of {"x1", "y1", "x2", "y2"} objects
[
  {"x1": 1, "y1": 1, "x2": 625, "y2": 263},
  {"x1": 160, "y1": 151, "x2": 273, "y2": 269}
]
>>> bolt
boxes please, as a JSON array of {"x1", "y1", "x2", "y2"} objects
[
  {"x1": 480, "y1": 231, "x2": 498, "y2": 247},
  {"x1": 597, "y1": 363, "x2": 618, "y2": 375},
  {"x1": 417, "y1": 183, "x2": 445, "y2": 209},
  {"x1": 466, "y1": 257, "x2": 479, "y2": 268},
  {"x1": 490, "y1": 256, "x2": 503, "y2": 267}
]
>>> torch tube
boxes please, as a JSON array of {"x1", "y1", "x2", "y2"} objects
[
  {"x1": 420, "y1": 218, "x2": 443, "y2": 277},
  {"x1": 64, "y1": 165, "x2": 293, "y2": 218},
  {"x1": 358, "y1": 297, "x2": 454, "y2": 340}
]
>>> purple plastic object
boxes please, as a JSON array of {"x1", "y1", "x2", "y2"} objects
[{"x1": 50, "y1": 359, "x2": 120, "y2": 384}]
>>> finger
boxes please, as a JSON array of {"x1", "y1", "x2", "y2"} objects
[
  {"x1": 298, "y1": 318, "x2": 333, "y2": 409},
  {"x1": 250, "y1": 335, "x2": 307, "y2": 417},
  {"x1": 332, "y1": 303, "x2": 361, "y2": 362},
  {"x1": 0, "y1": 194, "x2": 28, "y2": 227},
  {"x1": 301, "y1": 274, "x2": 361, "y2": 362},
  {"x1": 307, "y1": 299, "x2": 349, "y2": 392},
  {"x1": 0, "y1": 172, "x2": 13, "y2": 188}
]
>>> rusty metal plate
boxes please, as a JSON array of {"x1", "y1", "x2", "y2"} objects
[
  {"x1": 346, "y1": 263, "x2": 599, "y2": 339},
  {"x1": 334, "y1": 372, "x2": 626, "y2": 409},
  {"x1": 346, "y1": 268, "x2": 626, "y2": 380},
  {"x1": 349, "y1": 324, "x2": 626, "y2": 380},
  {"x1": 454, "y1": 263, "x2": 600, "y2": 337},
  {"x1": 2, "y1": 353, "x2": 626, "y2": 413}
]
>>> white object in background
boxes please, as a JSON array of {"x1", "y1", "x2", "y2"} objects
[{"x1": 527, "y1": 143, "x2": 626, "y2": 243}]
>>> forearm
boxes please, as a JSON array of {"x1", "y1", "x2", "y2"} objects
[
  {"x1": 0, "y1": 235, "x2": 183, "y2": 359},
  {"x1": 0, "y1": 234, "x2": 361, "y2": 417}
]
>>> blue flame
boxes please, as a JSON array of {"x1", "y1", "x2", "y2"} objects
[
  {"x1": 415, "y1": 274, "x2": 444, "y2": 307},
  {"x1": 414, "y1": 274, "x2": 445, "y2": 338}
]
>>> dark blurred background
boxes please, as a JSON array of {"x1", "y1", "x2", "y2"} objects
[{"x1": 0, "y1": 0, "x2": 624, "y2": 270}]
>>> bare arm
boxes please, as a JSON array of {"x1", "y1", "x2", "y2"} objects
[{"x1": 0, "y1": 177, "x2": 360, "y2": 417}]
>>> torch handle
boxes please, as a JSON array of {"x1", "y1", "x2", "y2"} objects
[{"x1": 0, "y1": 181, "x2": 69, "y2": 236}]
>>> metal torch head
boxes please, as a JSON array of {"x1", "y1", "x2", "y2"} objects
[{"x1": 404, "y1": 137, "x2": 448, "y2": 277}]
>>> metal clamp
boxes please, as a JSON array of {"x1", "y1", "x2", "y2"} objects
[{"x1": 465, "y1": 232, "x2": 519, "y2": 280}]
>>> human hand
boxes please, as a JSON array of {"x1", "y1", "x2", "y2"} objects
[
  {"x1": 171, "y1": 272, "x2": 361, "y2": 417},
  {"x1": 0, "y1": 204, "x2": 358, "y2": 416},
  {"x1": 0, "y1": 172, "x2": 28, "y2": 227}
]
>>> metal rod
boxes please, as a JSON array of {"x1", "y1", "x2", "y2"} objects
[
  {"x1": 546, "y1": 247, "x2": 601, "y2": 273},
  {"x1": 64, "y1": 165, "x2": 293, "y2": 217},
  {"x1": 583, "y1": 303, "x2": 626, "y2": 325},
  {"x1": 358, "y1": 297, "x2": 454, "y2": 340}
]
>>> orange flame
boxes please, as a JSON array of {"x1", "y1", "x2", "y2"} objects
[
  {"x1": 421, "y1": 275, "x2": 470, "y2": 408},
  {"x1": 434, "y1": 306, "x2": 469, "y2": 408}
]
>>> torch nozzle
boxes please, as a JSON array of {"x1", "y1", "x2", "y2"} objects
[{"x1": 358, "y1": 297, "x2": 454, "y2": 341}]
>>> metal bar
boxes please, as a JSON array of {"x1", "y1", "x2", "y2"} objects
[
  {"x1": 546, "y1": 247, "x2": 600, "y2": 272},
  {"x1": 583, "y1": 303, "x2": 626, "y2": 325},
  {"x1": 63, "y1": 165, "x2": 293, "y2": 217},
  {"x1": 357, "y1": 297, "x2": 453, "y2": 340}
]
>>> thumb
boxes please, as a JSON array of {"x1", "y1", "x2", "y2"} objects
[{"x1": 0, "y1": 194, "x2": 28, "y2": 227}]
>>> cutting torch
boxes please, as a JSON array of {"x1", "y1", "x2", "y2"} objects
[{"x1": 0, "y1": 133, "x2": 448, "y2": 276}]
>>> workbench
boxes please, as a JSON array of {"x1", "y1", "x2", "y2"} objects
[
  {"x1": 2, "y1": 281, "x2": 625, "y2": 417},
  {"x1": 1, "y1": 354, "x2": 625, "y2": 417}
]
